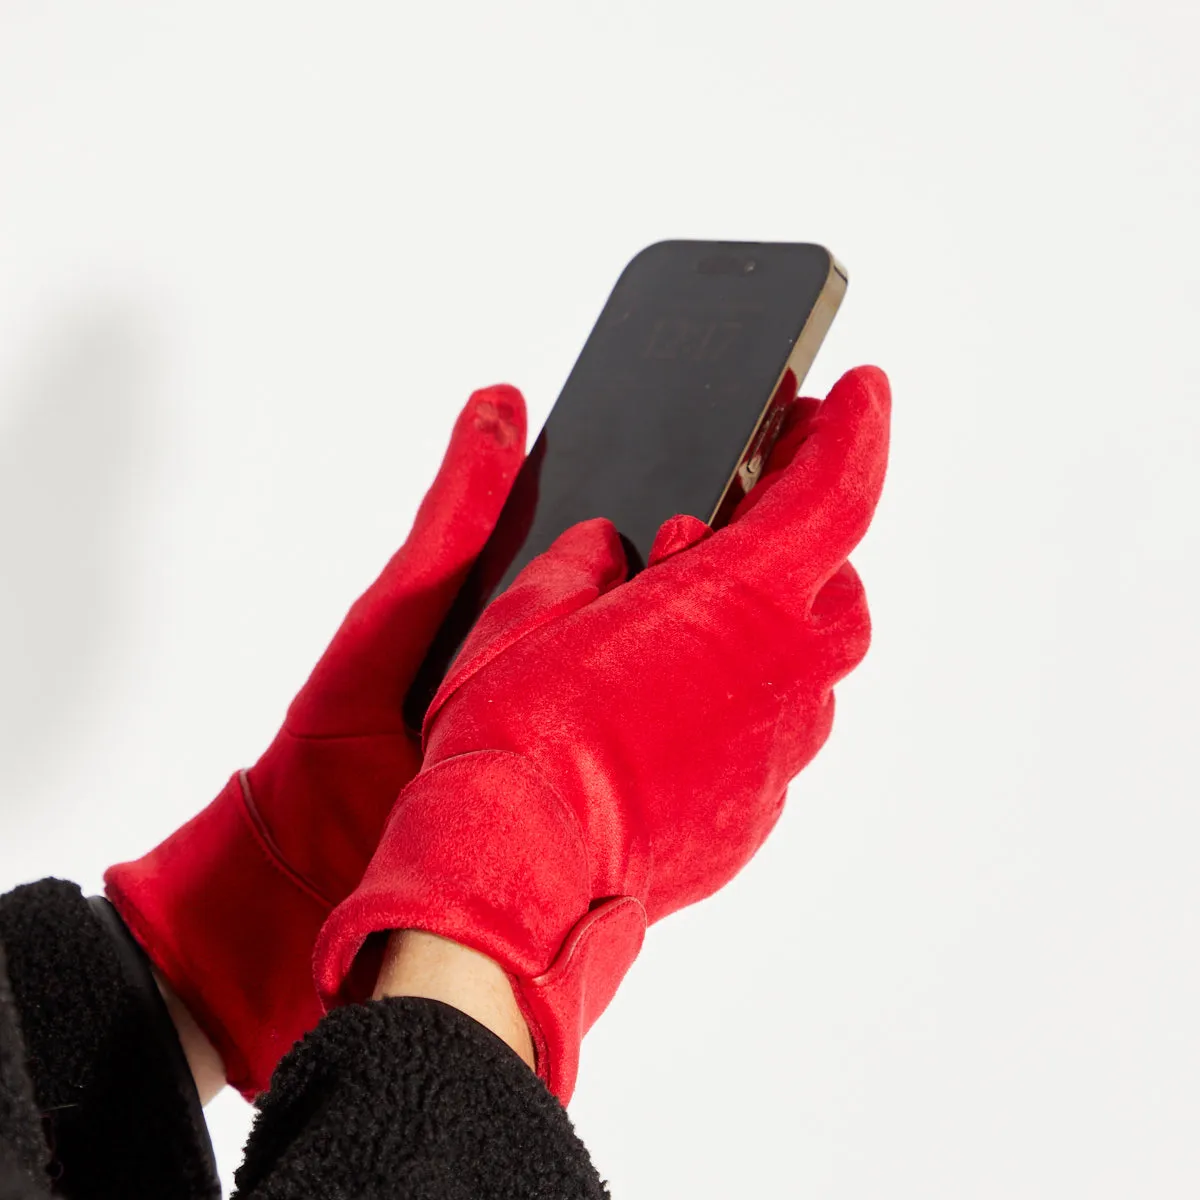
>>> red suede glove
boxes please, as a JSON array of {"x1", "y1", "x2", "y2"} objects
[
  {"x1": 104, "y1": 386, "x2": 527, "y2": 1099},
  {"x1": 314, "y1": 365, "x2": 891, "y2": 1102}
]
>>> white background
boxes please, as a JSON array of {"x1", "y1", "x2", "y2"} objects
[{"x1": 1, "y1": 2, "x2": 1197, "y2": 1195}]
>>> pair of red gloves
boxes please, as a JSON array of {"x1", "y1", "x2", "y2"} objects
[{"x1": 105, "y1": 365, "x2": 891, "y2": 1104}]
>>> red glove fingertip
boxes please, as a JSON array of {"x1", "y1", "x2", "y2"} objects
[
  {"x1": 464, "y1": 383, "x2": 526, "y2": 450},
  {"x1": 648, "y1": 514, "x2": 712, "y2": 565}
]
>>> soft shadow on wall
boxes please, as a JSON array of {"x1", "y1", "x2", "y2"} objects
[{"x1": 0, "y1": 304, "x2": 156, "y2": 805}]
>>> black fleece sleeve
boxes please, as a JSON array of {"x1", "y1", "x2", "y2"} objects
[
  {"x1": 233, "y1": 997, "x2": 610, "y2": 1200},
  {"x1": 0, "y1": 879, "x2": 219, "y2": 1200},
  {"x1": 0, "y1": 878, "x2": 609, "y2": 1199},
  {"x1": 0, "y1": 945, "x2": 52, "y2": 1200}
]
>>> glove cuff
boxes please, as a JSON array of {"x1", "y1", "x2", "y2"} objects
[
  {"x1": 104, "y1": 772, "x2": 332, "y2": 1099},
  {"x1": 313, "y1": 750, "x2": 646, "y2": 1102},
  {"x1": 518, "y1": 894, "x2": 646, "y2": 1101}
]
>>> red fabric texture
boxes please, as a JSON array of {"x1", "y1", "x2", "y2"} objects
[
  {"x1": 104, "y1": 386, "x2": 528, "y2": 1099},
  {"x1": 314, "y1": 365, "x2": 892, "y2": 1102}
]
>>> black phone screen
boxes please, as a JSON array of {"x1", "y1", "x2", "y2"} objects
[{"x1": 404, "y1": 240, "x2": 840, "y2": 728}]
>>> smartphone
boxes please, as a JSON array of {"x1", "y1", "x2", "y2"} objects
[{"x1": 404, "y1": 240, "x2": 846, "y2": 730}]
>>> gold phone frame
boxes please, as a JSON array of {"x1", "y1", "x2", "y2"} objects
[{"x1": 709, "y1": 253, "x2": 848, "y2": 528}]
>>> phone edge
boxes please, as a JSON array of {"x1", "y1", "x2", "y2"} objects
[{"x1": 707, "y1": 253, "x2": 848, "y2": 526}]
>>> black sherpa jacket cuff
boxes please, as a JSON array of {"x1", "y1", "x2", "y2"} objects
[
  {"x1": 0, "y1": 878, "x2": 219, "y2": 1200},
  {"x1": 233, "y1": 995, "x2": 609, "y2": 1200},
  {"x1": 0, "y1": 943, "x2": 50, "y2": 1200},
  {"x1": 0, "y1": 878, "x2": 608, "y2": 1199}
]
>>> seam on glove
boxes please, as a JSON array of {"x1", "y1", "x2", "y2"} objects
[
  {"x1": 531, "y1": 895, "x2": 648, "y2": 996},
  {"x1": 278, "y1": 725, "x2": 415, "y2": 745},
  {"x1": 524, "y1": 895, "x2": 648, "y2": 1100},
  {"x1": 237, "y1": 770, "x2": 338, "y2": 909},
  {"x1": 422, "y1": 582, "x2": 611, "y2": 745},
  {"x1": 410, "y1": 748, "x2": 594, "y2": 886}
]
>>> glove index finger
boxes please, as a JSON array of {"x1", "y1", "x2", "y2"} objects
[
  {"x1": 288, "y1": 387, "x2": 527, "y2": 735},
  {"x1": 721, "y1": 365, "x2": 891, "y2": 593},
  {"x1": 405, "y1": 384, "x2": 529, "y2": 574}
]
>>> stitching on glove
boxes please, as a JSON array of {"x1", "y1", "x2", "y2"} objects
[
  {"x1": 280, "y1": 725, "x2": 416, "y2": 745},
  {"x1": 236, "y1": 771, "x2": 338, "y2": 909},
  {"x1": 414, "y1": 748, "x2": 594, "y2": 884},
  {"x1": 530, "y1": 895, "x2": 648, "y2": 988},
  {"x1": 422, "y1": 583, "x2": 609, "y2": 743}
]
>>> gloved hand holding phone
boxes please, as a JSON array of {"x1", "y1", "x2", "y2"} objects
[
  {"x1": 106, "y1": 360, "x2": 890, "y2": 1108},
  {"x1": 316, "y1": 363, "x2": 891, "y2": 1102}
]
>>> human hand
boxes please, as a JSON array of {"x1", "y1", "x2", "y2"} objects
[
  {"x1": 315, "y1": 365, "x2": 892, "y2": 1101},
  {"x1": 105, "y1": 386, "x2": 527, "y2": 1098}
]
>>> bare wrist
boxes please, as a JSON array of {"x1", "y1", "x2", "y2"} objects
[
  {"x1": 372, "y1": 930, "x2": 535, "y2": 1070},
  {"x1": 153, "y1": 969, "x2": 227, "y2": 1106}
]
